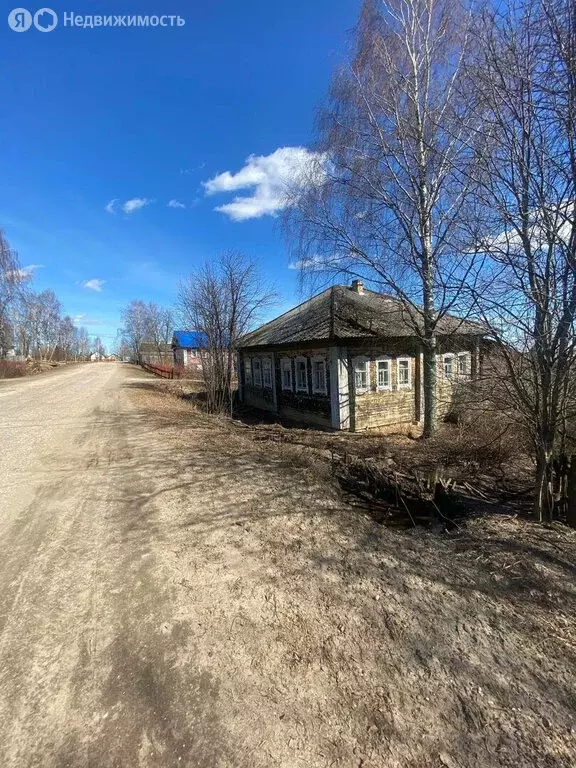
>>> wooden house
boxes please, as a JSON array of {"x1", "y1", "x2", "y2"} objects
[
  {"x1": 172, "y1": 331, "x2": 205, "y2": 372},
  {"x1": 237, "y1": 280, "x2": 484, "y2": 432}
]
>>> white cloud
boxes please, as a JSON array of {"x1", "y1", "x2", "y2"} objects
[
  {"x1": 82, "y1": 278, "x2": 105, "y2": 292},
  {"x1": 168, "y1": 199, "x2": 186, "y2": 209},
  {"x1": 122, "y1": 198, "x2": 152, "y2": 214},
  {"x1": 203, "y1": 146, "x2": 327, "y2": 222},
  {"x1": 289, "y1": 255, "x2": 327, "y2": 271},
  {"x1": 105, "y1": 198, "x2": 153, "y2": 214},
  {"x1": 288, "y1": 254, "x2": 349, "y2": 272},
  {"x1": 73, "y1": 314, "x2": 106, "y2": 326},
  {"x1": 478, "y1": 202, "x2": 574, "y2": 254},
  {"x1": 180, "y1": 162, "x2": 205, "y2": 174}
]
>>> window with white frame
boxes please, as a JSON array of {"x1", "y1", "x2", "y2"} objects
[
  {"x1": 190, "y1": 348, "x2": 197, "y2": 358},
  {"x1": 458, "y1": 352, "x2": 470, "y2": 377},
  {"x1": 244, "y1": 358, "x2": 252, "y2": 385},
  {"x1": 397, "y1": 358, "x2": 411, "y2": 388},
  {"x1": 252, "y1": 358, "x2": 262, "y2": 387},
  {"x1": 376, "y1": 359, "x2": 391, "y2": 390},
  {"x1": 354, "y1": 357, "x2": 369, "y2": 392},
  {"x1": 262, "y1": 358, "x2": 272, "y2": 388},
  {"x1": 443, "y1": 355, "x2": 454, "y2": 378},
  {"x1": 281, "y1": 358, "x2": 292, "y2": 391},
  {"x1": 312, "y1": 357, "x2": 327, "y2": 394},
  {"x1": 295, "y1": 357, "x2": 308, "y2": 392}
]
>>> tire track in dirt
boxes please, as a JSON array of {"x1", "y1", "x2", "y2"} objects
[{"x1": 0, "y1": 365, "x2": 229, "y2": 768}]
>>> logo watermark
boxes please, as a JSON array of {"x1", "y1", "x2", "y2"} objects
[
  {"x1": 7, "y1": 8, "x2": 185, "y2": 31},
  {"x1": 8, "y1": 8, "x2": 33, "y2": 31},
  {"x1": 34, "y1": 8, "x2": 57, "y2": 31}
]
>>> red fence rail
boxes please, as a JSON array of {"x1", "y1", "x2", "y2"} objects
[{"x1": 140, "y1": 362, "x2": 184, "y2": 379}]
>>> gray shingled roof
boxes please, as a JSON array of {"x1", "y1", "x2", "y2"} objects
[
  {"x1": 139, "y1": 342, "x2": 173, "y2": 355},
  {"x1": 239, "y1": 285, "x2": 484, "y2": 348}
]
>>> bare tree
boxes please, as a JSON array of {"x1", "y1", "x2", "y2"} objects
[
  {"x1": 37, "y1": 290, "x2": 62, "y2": 361},
  {"x1": 287, "y1": 0, "x2": 478, "y2": 436},
  {"x1": 77, "y1": 326, "x2": 90, "y2": 360},
  {"x1": 13, "y1": 288, "x2": 63, "y2": 361},
  {"x1": 57, "y1": 315, "x2": 77, "y2": 360},
  {"x1": 0, "y1": 230, "x2": 23, "y2": 358},
  {"x1": 92, "y1": 336, "x2": 106, "y2": 359},
  {"x1": 120, "y1": 300, "x2": 148, "y2": 361},
  {"x1": 119, "y1": 300, "x2": 174, "y2": 362},
  {"x1": 178, "y1": 252, "x2": 276, "y2": 414},
  {"x1": 467, "y1": 0, "x2": 576, "y2": 523},
  {"x1": 143, "y1": 302, "x2": 174, "y2": 359},
  {"x1": 0, "y1": 230, "x2": 89, "y2": 364},
  {"x1": 17, "y1": 290, "x2": 43, "y2": 359}
]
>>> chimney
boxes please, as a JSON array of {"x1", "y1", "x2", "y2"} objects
[{"x1": 351, "y1": 279, "x2": 365, "y2": 295}]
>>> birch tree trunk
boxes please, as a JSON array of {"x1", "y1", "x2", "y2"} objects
[
  {"x1": 286, "y1": 0, "x2": 477, "y2": 436},
  {"x1": 467, "y1": 0, "x2": 576, "y2": 521}
]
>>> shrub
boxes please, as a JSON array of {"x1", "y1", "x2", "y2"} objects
[
  {"x1": 427, "y1": 412, "x2": 525, "y2": 470},
  {"x1": 0, "y1": 360, "x2": 27, "y2": 379}
]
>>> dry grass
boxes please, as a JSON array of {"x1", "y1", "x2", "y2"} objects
[
  {"x1": 0, "y1": 359, "x2": 80, "y2": 378},
  {"x1": 122, "y1": 373, "x2": 576, "y2": 768},
  {"x1": 0, "y1": 360, "x2": 27, "y2": 378}
]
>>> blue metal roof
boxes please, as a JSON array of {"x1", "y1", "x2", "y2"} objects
[{"x1": 172, "y1": 330, "x2": 207, "y2": 348}]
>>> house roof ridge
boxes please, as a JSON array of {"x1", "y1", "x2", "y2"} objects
[
  {"x1": 239, "y1": 286, "x2": 334, "y2": 342},
  {"x1": 238, "y1": 281, "x2": 486, "y2": 348}
]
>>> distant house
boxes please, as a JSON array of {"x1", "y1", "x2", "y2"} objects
[
  {"x1": 237, "y1": 280, "x2": 485, "y2": 432},
  {"x1": 138, "y1": 342, "x2": 173, "y2": 367},
  {"x1": 172, "y1": 331, "x2": 206, "y2": 371}
]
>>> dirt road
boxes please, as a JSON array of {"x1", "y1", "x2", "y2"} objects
[
  {"x1": 0, "y1": 364, "x2": 223, "y2": 767},
  {"x1": 1, "y1": 364, "x2": 574, "y2": 768}
]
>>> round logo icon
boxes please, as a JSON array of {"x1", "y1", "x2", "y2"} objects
[
  {"x1": 33, "y1": 7, "x2": 57, "y2": 32},
  {"x1": 8, "y1": 8, "x2": 32, "y2": 31}
]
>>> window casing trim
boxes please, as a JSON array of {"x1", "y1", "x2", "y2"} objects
[
  {"x1": 295, "y1": 356, "x2": 309, "y2": 393},
  {"x1": 280, "y1": 357, "x2": 293, "y2": 391},
  {"x1": 244, "y1": 358, "x2": 253, "y2": 385},
  {"x1": 443, "y1": 353, "x2": 455, "y2": 379},
  {"x1": 397, "y1": 357, "x2": 412, "y2": 389},
  {"x1": 375, "y1": 357, "x2": 392, "y2": 391},
  {"x1": 353, "y1": 356, "x2": 370, "y2": 393},
  {"x1": 311, "y1": 355, "x2": 328, "y2": 395},
  {"x1": 457, "y1": 352, "x2": 471, "y2": 377},
  {"x1": 252, "y1": 357, "x2": 263, "y2": 387},
  {"x1": 262, "y1": 357, "x2": 273, "y2": 389}
]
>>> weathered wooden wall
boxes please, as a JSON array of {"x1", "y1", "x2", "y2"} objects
[
  {"x1": 348, "y1": 340, "x2": 475, "y2": 432},
  {"x1": 345, "y1": 340, "x2": 418, "y2": 432},
  {"x1": 353, "y1": 355, "x2": 417, "y2": 431},
  {"x1": 173, "y1": 348, "x2": 203, "y2": 371},
  {"x1": 239, "y1": 338, "x2": 478, "y2": 432},
  {"x1": 240, "y1": 348, "x2": 332, "y2": 427}
]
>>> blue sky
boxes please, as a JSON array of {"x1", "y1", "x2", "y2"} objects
[{"x1": 0, "y1": 0, "x2": 358, "y2": 347}]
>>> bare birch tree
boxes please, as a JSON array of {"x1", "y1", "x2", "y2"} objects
[
  {"x1": 287, "y1": 0, "x2": 478, "y2": 436},
  {"x1": 0, "y1": 230, "x2": 22, "y2": 358},
  {"x1": 120, "y1": 300, "x2": 174, "y2": 362},
  {"x1": 120, "y1": 300, "x2": 149, "y2": 361},
  {"x1": 178, "y1": 252, "x2": 276, "y2": 414},
  {"x1": 465, "y1": 0, "x2": 576, "y2": 523},
  {"x1": 0, "y1": 229, "x2": 90, "y2": 363},
  {"x1": 143, "y1": 302, "x2": 174, "y2": 359},
  {"x1": 93, "y1": 336, "x2": 106, "y2": 359},
  {"x1": 38, "y1": 290, "x2": 62, "y2": 361},
  {"x1": 76, "y1": 326, "x2": 91, "y2": 360}
]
